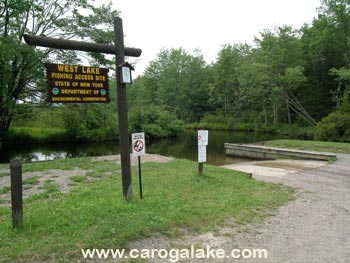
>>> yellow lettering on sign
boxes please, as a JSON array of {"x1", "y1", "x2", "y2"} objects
[
  {"x1": 83, "y1": 97, "x2": 106, "y2": 101},
  {"x1": 54, "y1": 81, "x2": 70, "y2": 87},
  {"x1": 95, "y1": 76, "x2": 106, "y2": 81},
  {"x1": 61, "y1": 89, "x2": 92, "y2": 95},
  {"x1": 92, "y1": 83, "x2": 103, "y2": 88},
  {"x1": 80, "y1": 82, "x2": 91, "y2": 88},
  {"x1": 57, "y1": 64, "x2": 78, "y2": 73},
  {"x1": 51, "y1": 73, "x2": 72, "y2": 79},
  {"x1": 82, "y1": 66, "x2": 100, "y2": 75},
  {"x1": 75, "y1": 74, "x2": 94, "y2": 81},
  {"x1": 52, "y1": 97, "x2": 82, "y2": 102}
]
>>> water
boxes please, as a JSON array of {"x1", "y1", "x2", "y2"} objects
[{"x1": 0, "y1": 130, "x2": 281, "y2": 165}]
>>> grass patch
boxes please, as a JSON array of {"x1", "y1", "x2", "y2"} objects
[
  {"x1": 20, "y1": 157, "x2": 104, "y2": 173},
  {"x1": 70, "y1": 175, "x2": 87, "y2": 183},
  {"x1": 0, "y1": 172, "x2": 8, "y2": 178},
  {"x1": 22, "y1": 176, "x2": 40, "y2": 185},
  {"x1": 262, "y1": 139, "x2": 350, "y2": 154},
  {"x1": 0, "y1": 187, "x2": 10, "y2": 195},
  {"x1": 42, "y1": 181, "x2": 60, "y2": 194},
  {"x1": 0, "y1": 158, "x2": 293, "y2": 262},
  {"x1": 5, "y1": 127, "x2": 69, "y2": 144}
]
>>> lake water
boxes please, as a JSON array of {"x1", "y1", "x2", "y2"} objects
[{"x1": 0, "y1": 130, "x2": 281, "y2": 165}]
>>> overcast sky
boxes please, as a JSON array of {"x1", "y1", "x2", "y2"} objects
[{"x1": 107, "y1": 0, "x2": 321, "y2": 76}]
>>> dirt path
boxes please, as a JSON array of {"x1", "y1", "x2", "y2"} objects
[
  {"x1": 123, "y1": 155, "x2": 350, "y2": 263},
  {"x1": 0, "y1": 154, "x2": 173, "y2": 205}
]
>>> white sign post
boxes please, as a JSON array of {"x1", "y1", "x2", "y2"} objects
[
  {"x1": 131, "y1": 132, "x2": 145, "y2": 198},
  {"x1": 197, "y1": 130, "x2": 208, "y2": 176}
]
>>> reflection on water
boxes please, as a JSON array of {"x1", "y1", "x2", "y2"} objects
[{"x1": 0, "y1": 130, "x2": 281, "y2": 165}]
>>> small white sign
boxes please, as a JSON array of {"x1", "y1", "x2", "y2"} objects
[
  {"x1": 132, "y1": 132, "x2": 146, "y2": 155},
  {"x1": 198, "y1": 130, "x2": 208, "y2": 146},
  {"x1": 198, "y1": 146, "x2": 207, "y2": 163},
  {"x1": 122, "y1": 67, "x2": 131, "y2": 83}
]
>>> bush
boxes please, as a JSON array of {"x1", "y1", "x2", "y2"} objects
[
  {"x1": 129, "y1": 106, "x2": 183, "y2": 139},
  {"x1": 315, "y1": 111, "x2": 350, "y2": 142}
]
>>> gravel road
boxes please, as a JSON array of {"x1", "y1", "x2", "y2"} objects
[{"x1": 218, "y1": 154, "x2": 350, "y2": 263}]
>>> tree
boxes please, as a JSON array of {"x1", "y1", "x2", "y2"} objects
[
  {"x1": 213, "y1": 44, "x2": 250, "y2": 118},
  {"x1": 300, "y1": 0, "x2": 350, "y2": 120},
  {"x1": 0, "y1": 0, "x2": 119, "y2": 141},
  {"x1": 329, "y1": 67, "x2": 350, "y2": 110},
  {"x1": 237, "y1": 62, "x2": 272, "y2": 124},
  {"x1": 139, "y1": 48, "x2": 211, "y2": 122},
  {"x1": 255, "y1": 26, "x2": 312, "y2": 125}
]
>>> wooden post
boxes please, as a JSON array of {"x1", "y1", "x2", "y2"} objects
[
  {"x1": 114, "y1": 17, "x2": 133, "y2": 201},
  {"x1": 10, "y1": 160, "x2": 23, "y2": 229},
  {"x1": 198, "y1": 163, "x2": 203, "y2": 176}
]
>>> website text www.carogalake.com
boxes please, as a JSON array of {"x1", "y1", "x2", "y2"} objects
[{"x1": 81, "y1": 245, "x2": 268, "y2": 262}]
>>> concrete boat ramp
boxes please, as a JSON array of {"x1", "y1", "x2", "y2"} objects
[
  {"x1": 223, "y1": 143, "x2": 335, "y2": 177},
  {"x1": 224, "y1": 143, "x2": 336, "y2": 161},
  {"x1": 222, "y1": 159, "x2": 328, "y2": 177}
]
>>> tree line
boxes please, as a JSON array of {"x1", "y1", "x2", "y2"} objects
[
  {"x1": 1, "y1": 0, "x2": 350, "y2": 143},
  {"x1": 131, "y1": 0, "x2": 350, "y2": 125},
  {"x1": 128, "y1": 0, "x2": 350, "y2": 141}
]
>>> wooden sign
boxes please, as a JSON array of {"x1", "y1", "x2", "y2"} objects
[{"x1": 46, "y1": 63, "x2": 110, "y2": 103}]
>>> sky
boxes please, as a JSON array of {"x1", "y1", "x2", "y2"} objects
[{"x1": 106, "y1": 0, "x2": 321, "y2": 77}]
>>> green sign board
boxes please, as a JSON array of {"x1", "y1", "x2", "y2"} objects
[{"x1": 46, "y1": 63, "x2": 110, "y2": 103}]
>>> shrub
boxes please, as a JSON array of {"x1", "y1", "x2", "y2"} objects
[
  {"x1": 315, "y1": 111, "x2": 350, "y2": 142},
  {"x1": 129, "y1": 106, "x2": 183, "y2": 139}
]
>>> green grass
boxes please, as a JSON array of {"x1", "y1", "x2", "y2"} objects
[
  {"x1": 22, "y1": 157, "x2": 95, "y2": 173},
  {"x1": 5, "y1": 126, "x2": 69, "y2": 144},
  {"x1": 38, "y1": 181, "x2": 60, "y2": 194},
  {"x1": 0, "y1": 186, "x2": 10, "y2": 194},
  {"x1": 0, "y1": 172, "x2": 8, "y2": 178},
  {"x1": 262, "y1": 139, "x2": 350, "y2": 154},
  {"x1": 70, "y1": 175, "x2": 87, "y2": 183},
  {"x1": 22, "y1": 176, "x2": 40, "y2": 186},
  {"x1": 0, "y1": 158, "x2": 293, "y2": 262}
]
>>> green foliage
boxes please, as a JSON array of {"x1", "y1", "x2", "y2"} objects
[
  {"x1": 5, "y1": 127, "x2": 69, "y2": 144},
  {"x1": 129, "y1": 106, "x2": 183, "y2": 139},
  {"x1": 315, "y1": 86, "x2": 350, "y2": 142},
  {"x1": 0, "y1": 0, "x2": 120, "y2": 141},
  {"x1": 131, "y1": 48, "x2": 214, "y2": 123},
  {"x1": 60, "y1": 102, "x2": 119, "y2": 142},
  {"x1": 315, "y1": 111, "x2": 350, "y2": 142}
]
